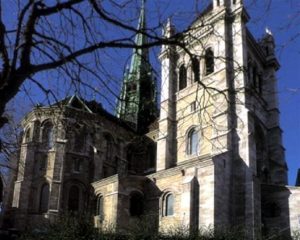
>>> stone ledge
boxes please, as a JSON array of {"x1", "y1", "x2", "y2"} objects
[
  {"x1": 92, "y1": 174, "x2": 119, "y2": 188},
  {"x1": 148, "y1": 154, "x2": 213, "y2": 179}
]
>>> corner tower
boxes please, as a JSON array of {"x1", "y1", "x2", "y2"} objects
[{"x1": 116, "y1": 0, "x2": 157, "y2": 134}]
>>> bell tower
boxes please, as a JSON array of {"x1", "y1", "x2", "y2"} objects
[{"x1": 116, "y1": 0, "x2": 157, "y2": 134}]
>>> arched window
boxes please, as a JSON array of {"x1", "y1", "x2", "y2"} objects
[
  {"x1": 42, "y1": 121, "x2": 53, "y2": 149},
  {"x1": 129, "y1": 192, "x2": 144, "y2": 217},
  {"x1": 192, "y1": 58, "x2": 200, "y2": 83},
  {"x1": 253, "y1": 68, "x2": 263, "y2": 94},
  {"x1": 24, "y1": 128, "x2": 31, "y2": 143},
  {"x1": 164, "y1": 193, "x2": 174, "y2": 216},
  {"x1": 73, "y1": 126, "x2": 86, "y2": 152},
  {"x1": 179, "y1": 65, "x2": 187, "y2": 90},
  {"x1": 95, "y1": 195, "x2": 104, "y2": 216},
  {"x1": 33, "y1": 120, "x2": 41, "y2": 141},
  {"x1": 39, "y1": 183, "x2": 49, "y2": 213},
  {"x1": 68, "y1": 185, "x2": 80, "y2": 211},
  {"x1": 187, "y1": 128, "x2": 199, "y2": 155},
  {"x1": 205, "y1": 48, "x2": 214, "y2": 75}
]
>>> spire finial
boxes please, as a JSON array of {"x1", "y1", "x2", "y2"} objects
[
  {"x1": 265, "y1": 27, "x2": 272, "y2": 36},
  {"x1": 137, "y1": 0, "x2": 146, "y2": 32},
  {"x1": 163, "y1": 17, "x2": 175, "y2": 38}
]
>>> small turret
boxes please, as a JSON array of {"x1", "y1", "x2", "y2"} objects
[
  {"x1": 259, "y1": 28, "x2": 279, "y2": 70},
  {"x1": 161, "y1": 18, "x2": 176, "y2": 55},
  {"x1": 163, "y1": 18, "x2": 176, "y2": 38},
  {"x1": 260, "y1": 28, "x2": 275, "y2": 57}
]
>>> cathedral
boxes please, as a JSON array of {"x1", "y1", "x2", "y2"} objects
[{"x1": 3, "y1": 0, "x2": 300, "y2": 239}]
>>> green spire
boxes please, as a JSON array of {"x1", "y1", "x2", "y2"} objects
[{"x1": 116, "y1": 0, "x2": 157, "y2": 134}]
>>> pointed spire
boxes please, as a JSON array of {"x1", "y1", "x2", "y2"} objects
[
  {"x1": 116, "y1": 0, "x2": 157, "y2": 134},
  {"x1": 163, "y1": 18, "x2": 175, "y2": 38},
  {"x1": 128, "y1": 0, "x2": 148, "y2": 76},
  {"x1": 138, "y1": 0, "x2": 146, "y2": 30}
]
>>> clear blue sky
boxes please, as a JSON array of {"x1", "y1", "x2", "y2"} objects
[
  {"x1": 6, "y1": 0, "x2": 300, "y2": 184},
  {"x1": 245, "y1": 0, "x2": 300, "y2": 185}
]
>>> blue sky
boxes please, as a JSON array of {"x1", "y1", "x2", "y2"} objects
[
  {"x1": 5, "y1": 0, "x2": 300, "y2": 184},
  {"x1": 245, "y1": 0, "x2": 300, "y2": 185}
]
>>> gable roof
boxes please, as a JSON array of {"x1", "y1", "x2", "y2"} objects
[
  {"x1": 65, "y1": 95, "x2": 93, "y2": 113},
  {"x1": 50, "y1": 95, "x2": 139, "y2": 133},
  {"x1": 51, "y1": 94, "x2": 96, "y2": 113}
]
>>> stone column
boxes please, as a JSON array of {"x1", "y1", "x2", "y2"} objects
[
  {"x1": 157, "y1": 19, "x2": 177, "y2": 171},
  {"x1": 48, "y1": 138, "x2": 67, "y2": 220},
  {"x1": 12, "y1": 142, "x2": 36, "y2": 229}
]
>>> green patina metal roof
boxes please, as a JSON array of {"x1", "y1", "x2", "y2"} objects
[{"x1": 116, "y1": 0, "x2": 157, "y2": 134}]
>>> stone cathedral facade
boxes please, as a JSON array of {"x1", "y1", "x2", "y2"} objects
[{"x1": 4, "y1": 0, "x2": 300, "y2": 239}]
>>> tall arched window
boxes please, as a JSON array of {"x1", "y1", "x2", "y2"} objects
[
  {"x1": 192, "y1": 58, "x2": 200, "y2": 83},
  {"x1": 42, "y1": 121, "x2": 53, "y2": 149},
  {"x1": 24, "y1": 128, "x2": 31, "y2": 143},
  {"x1": 164, "y1": 193, "x2": 174, "y2": 216},
  {"x1": 179, "y1": 65, "x2": 187, "y2": 90},
  {"x1": 68, "y1": 185, "x2": 80, "y2": 211},
  {"x1": 205, "y1": 48, "x2": 214, "y2": 75},
  {"x1": 129, "y1": 192, "x2": 144, "y2": 217},
  {"x1": 95, "y1": 195, "x2": 104, "y2": 216},
  {"x1": 39, "y1": 183, "x2": 49, "y2": 213},
  {"x1": 187, "y1": 128, "x2": 199, "y2": 155},
  {"x1": 73, "y1": 126, "x2": 86, "y2": 152}
]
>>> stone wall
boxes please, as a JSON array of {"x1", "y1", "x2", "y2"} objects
[
  {"x1": 288, "y1": 186, "x2": 300, "y2": 235},
  {"x1": 148, "y1": 157, "x2": 215, "y2": 233}
]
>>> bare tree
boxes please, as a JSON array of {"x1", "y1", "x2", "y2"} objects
[
  {"x1": 0, "y1": 0, "x2": 194, "y2": 129},
  {"x1": 0, "y1": 0, "x2": 296, "y2": 125}
]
